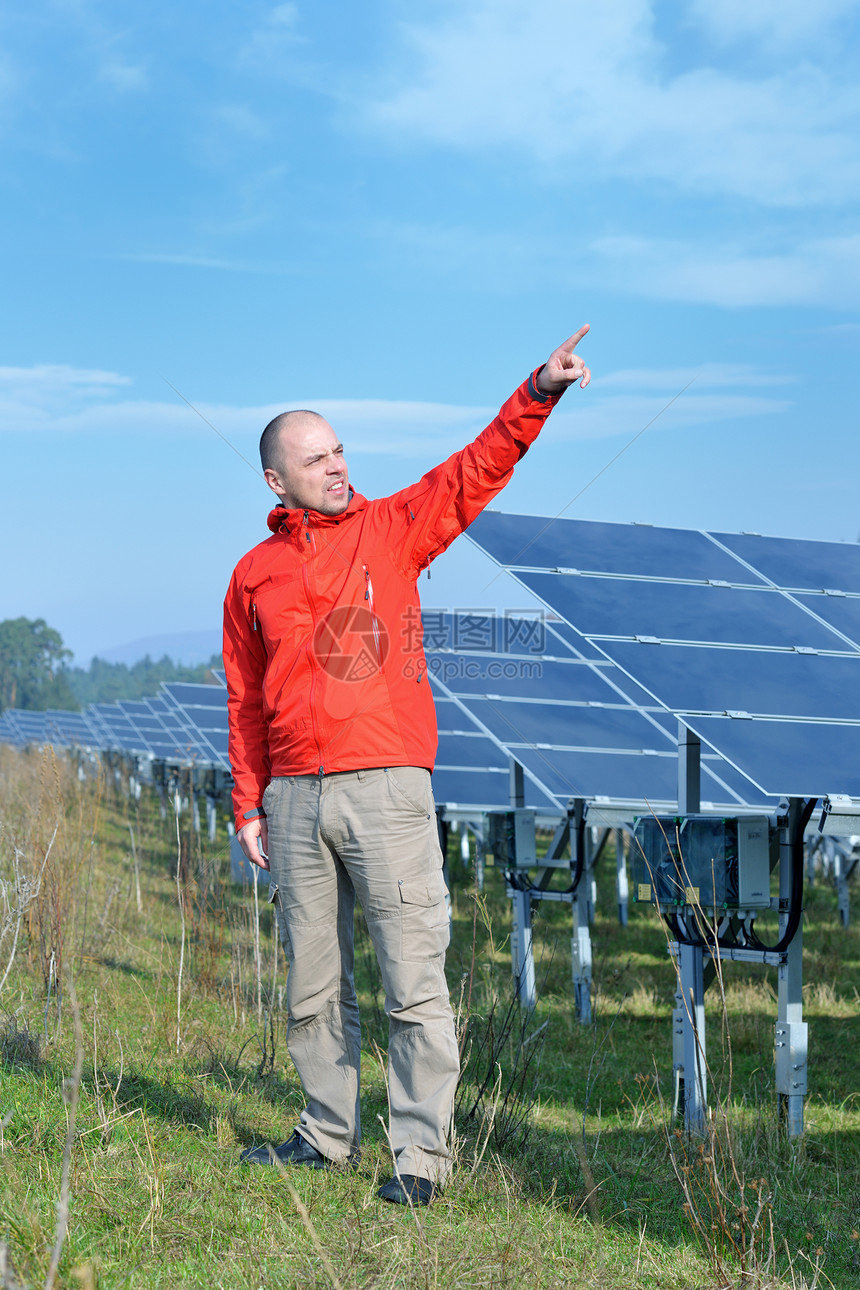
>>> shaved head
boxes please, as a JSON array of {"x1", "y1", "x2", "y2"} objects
[
  {"x1": 259, "y1": 408, "x2": 350, "y2": 516},
  {"x1": 260, "y1": 409, "x2": 327, "y2": 475}
]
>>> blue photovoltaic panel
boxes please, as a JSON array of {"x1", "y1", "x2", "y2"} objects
[
  {"x1": 433, "y1": 691, "x2": 559, "y2": 808},
  {"x1": 793, "y1": 594, "x2": 860, "y2": 651},
  {"x1": 597, "y1": 641, "x2": 860, "y2": 723},
  {"x1": 510, "y1": 745, "x2": 680, "y2": 803},
  {"x1": 686, "y1": 716, "x2": 860, "y2": 799},
  {"x1": 162, "y1": 683, "x2": 228, "y2": 708},
  {"x1": 432, "y1": 766, "x2": 508, "y2": 808},
  {"x1": 469, "y1": 512, "x2": 765, "y2": 583},
  {"x1": 5, "y1": 712, "x2": 51, "y2": 743},
  {"x1": 460, "y1": 698, "x2": 675, "y2": 754},
  {"x1": 713, "y1": 532, "x2": 860, "y2": 594},
  {"x1": 519, "y1": 572, "x2": 848, "y2": 651},
  {"x1": 429, "y1": 652, "x2": 629, "y2": 703},
  {"x1": 426, "y1": 614, "x2": 763, "y2": 808},
  {"x1": 469, "y1": 515, "x2": 860, "y2": 799}
]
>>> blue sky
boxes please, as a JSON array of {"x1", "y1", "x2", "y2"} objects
[{"x1": 2, "y1": 0, "x2": 859, "y2": 663}]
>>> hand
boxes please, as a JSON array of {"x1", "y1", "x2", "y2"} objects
[
  {"x1": 238, "y1": 818, "x2": 270, "y2": 870},
  {"x1": 535, "y1": 324, "x2": 591, "y2": 395}
]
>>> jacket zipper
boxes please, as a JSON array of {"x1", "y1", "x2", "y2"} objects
[
  {"x1": 362, "y1": 562, "x2": 384, "y2": 668},
  {"x1": 302, "y1": 511, "x2": 325, "y2": 774}
]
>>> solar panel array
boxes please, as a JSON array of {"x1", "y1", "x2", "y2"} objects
[
  {"x1": 5, "y1": 510, "x2": 858, "y2": 810},
  {"x1": 0, "y1": 683, "x2": 230, "y2": 770},
  {"x1": 467, "y1": 513, "x2": 860, "y2": 800},
  {"x1": 425, "y1": 612, "x2": 771, "y2": 812}
]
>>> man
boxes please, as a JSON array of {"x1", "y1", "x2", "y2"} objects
[{"x1": 223, "y1": 326, "x2": 591, "y2": 1205}]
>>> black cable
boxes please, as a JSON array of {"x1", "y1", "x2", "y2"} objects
[
  {"x1": 504, "y1": 806, "x2": 586, "y2": 897},
  {"x1": 748, "y1": 797, "x2": 817, "y2": 954}
]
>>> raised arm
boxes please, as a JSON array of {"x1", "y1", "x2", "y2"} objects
[{"x1": 383, "y1": 325, "x2": 592, "y2": 576}]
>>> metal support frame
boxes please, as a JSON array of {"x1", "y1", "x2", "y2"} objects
[
  {"x1": 674, "y1": 722, "x2": 707, "y2": 1133},
  {"x1": 571, "y1": 799, "x2": 592, "y2": 1024},
  {"x1": 776, "y1": 797, "x2": 807, "y2": 1137},
  {"x1": 508, "y1": 759, "x2": 536, "y2": 1008},
  {"x1": 677, "y1": 942, "x2": 707, "y2": 1134},
  {"x1": 615, "y1": 828, "x2": 629, "y2": 926},
  {"x1": 669, "y1": 728, "x2": 809, "y2": 1136},
  {"x1": 504, "y1": 767, "x2": 589, "y2": 1015},
  {"x1": 206, "y1": 795, "x2": 218, "y2": 843}
]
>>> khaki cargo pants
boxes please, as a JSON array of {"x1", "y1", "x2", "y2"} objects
[{"x1": 262, "y1": 766, "x2": 459, "y2": 1182}]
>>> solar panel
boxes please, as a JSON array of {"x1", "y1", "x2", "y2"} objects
[
  {"x1": 712, "y1": 531, "x2": 860, "y2": 594},
  {"x1": 425, "y1": 613, "x2": 768, "y2": 809},
  {"x1": 518, "y1": 572, "x2": 846, "y2": 650},
  {"x1": 432, "y1": 693, "x2": 557, "y2": 809},
  {"x1": 468, "y1": 513, "x2": 860, "y2": 800},
  {"x1": 159, "y1": 684, "x2": 230, "y2": 767},
  {"x1": 793, "y1": 593, "x2": 860, "y2": 650},
  {"x1": 597, "y1": 641, "x2": 860, "y2": 722},
  {"x1": 162, "y1": 683, "x2": 228, "y2": 709},
  {"x1": 684, "y1": 715, "x2": 860, "y2": 799},
  {"x1": 465, "y1": 512, "x2": 765, "y2": 583}
]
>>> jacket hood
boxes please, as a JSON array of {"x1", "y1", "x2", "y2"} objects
[{"x1": 266, "y1": 487, "x2": 367, "y2": 534}]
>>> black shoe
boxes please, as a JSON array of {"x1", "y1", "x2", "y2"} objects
[
  {"x1": 377, "y1": 1174, "x2": 437, "y2": 1206},
  {"x1": 240, "y1": 1130, "x2": 331, "y2": 1169}
]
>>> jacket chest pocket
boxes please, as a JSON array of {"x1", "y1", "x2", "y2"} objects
[{"x1": 247, "y1": 573, "x2": 305, "y2": 646}]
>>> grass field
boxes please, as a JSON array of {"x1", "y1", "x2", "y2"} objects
[{"x1": 2, "y1": 746, "x2": 859, "y2": 1289}]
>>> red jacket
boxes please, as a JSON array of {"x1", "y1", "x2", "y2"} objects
[{"x1": 223, "y1": 371, "x2": 561, "y2": 831}]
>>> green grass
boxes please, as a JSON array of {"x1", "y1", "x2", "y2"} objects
[{"x1": 1, "y1": 747, "x2": 860, "y2": 1288}]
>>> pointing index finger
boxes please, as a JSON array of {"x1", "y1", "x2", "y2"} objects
[{"x1": 559, "y1": 323, "x2": 590, "y2": 353}]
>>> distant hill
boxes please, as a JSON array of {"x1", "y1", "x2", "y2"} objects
[{"x1": 94, "y1": 629, "x2": 222, "y2": 668}]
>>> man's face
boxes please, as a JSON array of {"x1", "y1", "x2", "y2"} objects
[{"x1": 264, "y1": 415, "x2": 350, "y2": 516}]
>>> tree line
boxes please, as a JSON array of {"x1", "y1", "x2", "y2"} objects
[{"x1": 0, "y1": 617, "x2": 222, "y2": 713}]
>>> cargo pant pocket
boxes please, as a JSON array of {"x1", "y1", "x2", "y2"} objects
[
  {"x1": 268, "y1": 884, "x2": 293, "y2": 961},
  {"x1": 398, "y1": 875, "x2": 450, "y2": 961}
]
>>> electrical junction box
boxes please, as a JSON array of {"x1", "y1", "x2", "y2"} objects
[
  {"x1": 633, "y1": 815, "x2": 772, "y2": 910},
  {"x1": 484, "y1": 809, "x2": 537, "y2": 869}
]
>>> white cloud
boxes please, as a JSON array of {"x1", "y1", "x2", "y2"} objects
[
  {"x1": 238, "y1": 2, "x2": 308, "y2": 72},
  {"x1": 597, "y1": 364, "x2": 790, "y2": 391},
  {"x1": 0, "y1": 362, "x2": 788, "y2": 453},
  {"x1": 687, "y1": 0, "x2": 860, "y2": 50},
  {"x1": 0, "y1": 365, "x2": 131, "y2": 421},
  {"x1": 589, "y1": 233, "x2": 860, "y2": 308},
  {"x1": 214, "y1": 104, "x2": 270, "y2": 141},
  {"x1": 118, "y1": 251, "x2": 296, "y2": 273},
  {"x1": 359, "y1": 0, "x2": 860, "y2": 207},
  {"x1": 99, "y1": 60, "x2": 147, "y2": 92}
]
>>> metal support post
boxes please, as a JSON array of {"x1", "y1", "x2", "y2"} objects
[
  {"x1": 206, "y1": 796, "x2": 218, "y2": 843},
  {"x1": 678, "y1": 721, "x2": 701, "y2": 814},
  {"x1": 834, "y1": 847, "x2": 850, "y2": 927},
  {"x1": 192, "y1": 794, "x2": 201, "y2": 834},
  {"x1": 675, "y1": 723, "x2": 706, "y2": 1131},
  {"x1": 672, "y1": 980, "x2": 686, "y2": 1117},
  {"x1": 570, "y1": 800, "x2": 592, "y2": 1023},
  {"x1": 615, "y1": 828, "x2": 629, "y2": 926},
  {"x1": 588, "y1": 827, "x2": 598, "y2": 924},
  {"x1": 678, "y1": 941, "x2": 707, "y2": 1135},
  {"x1": 776, "y1": 798, "x2": 807, "y2": 1137},
  {"x1": 509, "y1": 758, "x2": 525, "y2": 808},
  {"x1": 473, "y1": 823, "x2": 485, "y2": 892},
  {"x1": 508, "y1": 758, "x2": 535, "y2": 1007},
  {"x1": 510, "y1": 887, "x2": 536, "y2": 1009},
  {"x1": 459, "y1": 821, "x2": 471, "y2": 867}
]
